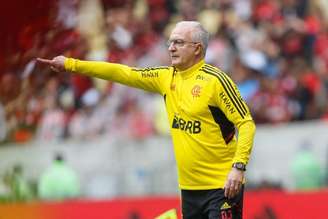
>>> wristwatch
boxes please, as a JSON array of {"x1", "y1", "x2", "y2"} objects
[{"x1": 232, "y1": 162, "x2": 246, "y2": 171}]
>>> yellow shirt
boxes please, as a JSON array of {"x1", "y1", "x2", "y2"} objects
[{"x1": 65, "y1": 58, "x2": 256, "y2": 190}]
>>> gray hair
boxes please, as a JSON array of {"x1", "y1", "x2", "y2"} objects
[{"x1": 176, "y1": 21, "x2": 209, "y2": 55}]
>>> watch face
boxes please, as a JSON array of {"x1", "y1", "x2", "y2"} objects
[
  {"x1": 237, "y1": 163, "x2": 243, "y2": 169},
  {"x1": 233, "y1": 162, "x2": 245, "y2": 170}
]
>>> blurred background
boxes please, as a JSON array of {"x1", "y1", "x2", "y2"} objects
[{"x1": 1, "y1": 0, "x2": 328, "y2": 218}]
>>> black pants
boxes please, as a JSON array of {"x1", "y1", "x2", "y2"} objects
[{"x1": 181, "y1": 186, "x2": 244, "y2": 219}]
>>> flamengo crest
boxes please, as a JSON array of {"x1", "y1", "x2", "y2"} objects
[{"x1": 191, "y1": 85, "x2": 201, "y2": 98}]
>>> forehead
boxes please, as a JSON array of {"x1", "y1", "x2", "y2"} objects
[{"x1": 170, "y1": 26, "x2": 193, "y2": 40}]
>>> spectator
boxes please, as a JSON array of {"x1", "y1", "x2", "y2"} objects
[
  {"x1": 290, "y1": 142, "x2": 324, "y2": 190},
  {"x1": 68, "y1": 87, "x2": 104, "y2": 140},
  {"x1": 2, "y1": 164, "x2": 34, "y2": 202},
  {"x1": 1, "y1": 0, "x2": 328, "y2": 144},
  {"x1": 36, "y1": 88, "x2": 66, "y2": 142},
  {"x1": 38, "y1": 153, "x2": 80, "y2": 200}
]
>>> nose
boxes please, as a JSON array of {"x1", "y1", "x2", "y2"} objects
[{"x1": 168, "y1": 43, "x2": 176, "y2": 52}]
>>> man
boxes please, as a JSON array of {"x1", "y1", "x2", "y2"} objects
[
  {"x1": 38, "y1": 153, "x2": 80, "y2": 200},
  {"x1": 38, "y1": 21, "x2": 256, "y2": 219}
]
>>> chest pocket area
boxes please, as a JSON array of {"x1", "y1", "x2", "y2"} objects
[{"x1": 181, "y1": 82, "x2": 212, "y2": 117}]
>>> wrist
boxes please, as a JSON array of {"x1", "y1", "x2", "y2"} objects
[{"x1": 232, "y1": 162, "x2": 246, "y2": 171}]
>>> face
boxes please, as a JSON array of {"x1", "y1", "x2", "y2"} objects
[{"x1": 168, "y1": 26, "x2": 201, "y2": 70}]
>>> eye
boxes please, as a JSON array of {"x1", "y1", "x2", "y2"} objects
[
  {"x1": 166, "y1": 39, "x2": 186, "y2": 47},
  {"x1": 174, "y1": 39, "x2": 185, "y2": 46}
]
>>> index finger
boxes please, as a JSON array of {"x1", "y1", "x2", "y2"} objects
[
  {"x1": 36, "y1": 58, "x2": 53, "y2": 65},
  {"x1": 224, "y1": 184, "x2": 230, "y2": 198}
]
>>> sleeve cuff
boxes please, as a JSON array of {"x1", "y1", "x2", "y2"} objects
[{"x1": 64, "y1": 58, "x2": 77, "y2": 72}]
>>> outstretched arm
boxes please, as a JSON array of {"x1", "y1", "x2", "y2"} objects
[{"x1": 37, "y1": 56, "x2": 169, "y2": 94}]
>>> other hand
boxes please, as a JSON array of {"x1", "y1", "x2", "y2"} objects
[{"x1": 224, "y1": 168, "x2": 244, "y2": 199}]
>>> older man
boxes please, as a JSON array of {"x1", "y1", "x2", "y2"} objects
[{"x1": 38, "y1": 21, "x2": 256, "y2": 219}]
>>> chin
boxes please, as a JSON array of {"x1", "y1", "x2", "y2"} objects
[
  {"x1": 171, "y1": 60, "x2": 180, "y2": 67},
  {"x1": 172, "y1": 64, "x2": 182, "y2": 69}
]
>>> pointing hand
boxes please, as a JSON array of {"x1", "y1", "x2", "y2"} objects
[{"x1": 37, "y1": 56, "x2": 67, "y2": 72}]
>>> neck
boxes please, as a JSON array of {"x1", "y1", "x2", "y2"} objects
[
  {"x1": 176, "y1": 59, "x2": 205, "y2": 79},
  {"x1": 176, "y1": 56, "x2": 203, "y2": 71}
]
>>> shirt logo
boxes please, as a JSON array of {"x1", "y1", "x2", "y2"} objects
[
  {"x1": 196, "y1": 75, "x2": 205, "y2": 80},
  {"x1": 171, "y1": 115, "x2": 201, "y2": 134},
  {"x1": 191, "y1": 85, "x2": 201, "y2": 99},
  {"x1": 196, "y1": 74, "x2": 209, "y2": 81},
  {"x1": 219, "y1": 91, "x2": 236, "y2": 114},
  {"x1": 141, "y1": 71, "x2": 158, "y2": 78}
]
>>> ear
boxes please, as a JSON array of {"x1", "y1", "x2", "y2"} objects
[{"x1": 194, "y1": 44, "x2": 202, "y2": 56}]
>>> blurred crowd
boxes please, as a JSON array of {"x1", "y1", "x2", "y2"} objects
[
  {"x1": 1, "y1": 0, "x2": 328, "y2": 144},
  {"x1": 0, "y1": 153, "x2": 80, "y2": 202}
]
